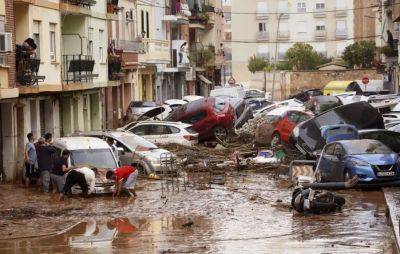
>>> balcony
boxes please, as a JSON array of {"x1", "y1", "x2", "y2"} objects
[
  {"x1": 16, "y1": 51, "x2": 45, "y2": 86},
  {"x1": 60, "y1": 0, "x2": 96, "y2": 15},
  {"x1": 107, "y1": 0, "x2": 121, "y2": 14},
  {"x1": 189, "y1": 3, "x2": 215, "y2": 29},
  {"x1": 335, "y1": 8, "x2": 347, "y2": 17},
  {"x1": 256, "y1": 31, "x2": 269, "y2": 41},
  {"x1": 313, "y1": 9, "x2": 326, "y2": 18},
  {"x1": 335, "y1": 30, "x2": 348, "y2": 39},
  {"x1": 140, "y1": 39, "x2": 171, "y2": 64},
  {"x1": 118, "y1": 40, "x2": 146, "y2": 53},
  {"x1": 256, "y1": 10, "x2": 269, "y2": 20},
  {"x1": 164, "y1": 1, "x2": 191, "y2": 24},
  {"x1": 172, "y1": 40, "x2": 190, "y2": 69},
  {"x1": 108, "y1": 55, "x2": 123, "y2": 81},
  {"x1": 278, "y1": 31, "x2": 290, "y2": 41},
  {"x1": 62, "y1": 55, "x2": 98, "y2": 84},
  {"x1": 115, "y1": 51, "x2": 139, "y2": 70},
  {"x1": 315, "y1": 30, "x2": 327, "y2": 40},
  {"x1": 189, "y1": 44, "x2": 215, "y2": 68}
]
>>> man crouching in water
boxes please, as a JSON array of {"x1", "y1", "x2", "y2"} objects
[
  {"x1": 59, "y1": 167, "x2": 98, "y2": 201},
  {"x1": 106, "y1": 164, "x2": 138, "y2": 198}
]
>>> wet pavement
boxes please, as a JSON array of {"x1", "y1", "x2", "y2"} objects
[{"x1": 0, "y1": 172, "x2": 396, "y2": 254}]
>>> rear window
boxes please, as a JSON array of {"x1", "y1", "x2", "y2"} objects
[{"x1": 185, "y1": 127, "x2": 197, "y2": 134}]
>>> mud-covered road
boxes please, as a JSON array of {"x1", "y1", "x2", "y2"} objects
[{"x1": 0, "y1": 172, "x2": 396, "y2": 254}]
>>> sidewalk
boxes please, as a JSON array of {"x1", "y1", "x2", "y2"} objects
[{"x1": 383, "y1": 187, "x2": 400, "y2": 252}]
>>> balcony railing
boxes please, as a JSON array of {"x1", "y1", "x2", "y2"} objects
[
  {"x1": 118, "y1": 40, "x2": 146, "y2": 53},
  {"x1": 335, "y1": 29, "x2": 348, "y2": 39},
  {"x1": 108, "y1": 56, "x2": 123, "y2": 81},
  {"x1": 257, "y1": 31, "x2": 269, "y2": 41},
  {"x1": 16, "y1": 47, "x2": 45, "y2": 86},
  {"x1": 313, "y1": 8, "x2": 326, "y2": 18},
  {"x1": 107, "y1": 0, "x2": 120, "y2": 14},
  {"x1": 278, "y1": 31, "x2": 290, "y2": 40},
  {"x1": 62, "y1": 0, "x2": 96, "y2": 8},
  {"x1": 169, "y1": 0, "x2": 191, "y2": 16},
  {"x1": 315, "y1": 30, "x2": 327, "y2": 39},
  {"x1": 335, "y1": 7, "x2": 347, "y2": 17},
  {"x1": 62, "y1": 55, "x2": 98, "y2": 83}
]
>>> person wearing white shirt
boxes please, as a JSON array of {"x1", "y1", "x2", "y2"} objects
[{"x1": 59, "y1": 166, "x2": 97, "y2": 200}]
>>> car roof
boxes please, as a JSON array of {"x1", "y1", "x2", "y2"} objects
[
  {"x1": 268, "y1": 106, "x2": 305, "y2": 116},
  {"x1": 164, "y1": 99, "x2": 187, "y2": 105},
  {"x1": 53, "y1": 137, "x2": 110, "y2": 150}
]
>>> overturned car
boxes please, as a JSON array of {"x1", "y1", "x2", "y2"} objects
[{"x1": 291, "y1": 102, "x2": 384, "y2": 158}]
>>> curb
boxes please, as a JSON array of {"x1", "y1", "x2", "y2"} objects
[{"x1": 383, "y1": 187, "x2": 400, "y2": 253}]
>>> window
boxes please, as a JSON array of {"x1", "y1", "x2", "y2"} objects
[
  {"x1": 278, "y1": 0, "x2": 287, "y2": 13},
  {"x1": 0, "y1": 16, "x2": 4, "y2": 32},
  {"x1": 258, "y1": 22, "x2": 267, "y2": 32},
  {"x1": 297, "y1": 21, "x2": 307, "y2": 34},
  {"x1": 297, "y1": 2, "x2": 306, "y2": 12},
  {"x1": 316, "y1": 21, "x2": 326, "y2": 31},
  {"x1": 146, "y1": 11, "x2": 149, "y2": 38},
  {"x1": 258, "y1": 45, "x2": 269, "y2": 60},
  {"x1": 33, "y1": 20, "x2": 41, "y2": 58},
  {"x1": 141, "y1": 10, "x2": 145, "y2": 35},
  {"x1": 131, "y1": 125, "x2": 150, "y2": 135},
  {"x1": 169, "y1": 126, "x2": 180, "y2": 134},
  {"x1": 336, "y1": 20, "x2": 347, "y2": 34},
  {"x1": 316, "y1": 1, "x2": 325, "y2": 10},
  {"x1": 49, "y1": 23, "x2": 56, "y2": 62},
  {"x1": 333, "y1": 144, "x2": 344, "y2": 157},
  {"x1": 182, "y1": 111, "x2": 207, "y2": 124},
  {"x1": 88, "y1": 27, "x2": 93, "y2": 56},
  {"x1": 150, "y1": 125, "x2": 172, "y2": 135},
  {"x1": 99, "y1": 29, "x2": 104, "y2": 62}
]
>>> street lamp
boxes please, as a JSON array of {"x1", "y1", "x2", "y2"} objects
[{"x1": 271, "y1": 13, "x2": 284, "y2": 101}]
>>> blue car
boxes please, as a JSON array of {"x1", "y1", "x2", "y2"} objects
[{"x1": 317, "y1": 139, "x2": 400, "y2": 184}]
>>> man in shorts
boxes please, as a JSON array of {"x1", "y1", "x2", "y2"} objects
[{"x1": 106, "y1": 164, "x2": 138, "y2": 197}]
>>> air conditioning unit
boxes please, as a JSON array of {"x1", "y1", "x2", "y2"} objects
[
  {"x1": 0, "y1": 32, "x2": 12, "y2": 52},
  {"x1": 126, "y1": 9, "x2": 134, "y2": 21}
]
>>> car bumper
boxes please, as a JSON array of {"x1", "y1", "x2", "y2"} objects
[{"x1": 356, "y1": 179, "x2": 400, "y2": 188}]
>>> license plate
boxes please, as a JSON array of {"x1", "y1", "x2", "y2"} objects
[{"x1": 377, "y1": 171, "x2": 395, "y2": 177}]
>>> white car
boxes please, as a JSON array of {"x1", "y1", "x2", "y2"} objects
[
  {"x1": 163, "y1": 99, "x2": 187, "y2": 109},
  {"x1": 124, "y1": 121, "x2": 199, "y2": 146},
  {"x1": 52, "y1": 137, "x2": 119, "y2": 194},
  {"x1": 182, "y1": 95, "x2": 204, "y2": 102},
  {"x1": 254, "y1": 99, "x2": 304, "y2": 116}
]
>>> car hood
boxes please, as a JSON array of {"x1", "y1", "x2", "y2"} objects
[
  {"x1": 295, "y1": 102, "x2": 384, "y2": 155},
  {"x1": 347, "y1": 154, "x2": 398, "y2": 165},
  {"x1": 137, "y1": 107, "x2": 166, "y2": 121}
]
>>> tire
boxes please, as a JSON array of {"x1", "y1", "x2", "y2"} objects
[
  {"x1": 213, "y1": 126, "x2": 228, "y2": 141},
  {"x1": 271, "y1": 132, "x2": 281, "y2": 146}
]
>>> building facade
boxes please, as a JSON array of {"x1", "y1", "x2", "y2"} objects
[{"x1": 231, "y1": 0, "x2": 355, "y2": 89}]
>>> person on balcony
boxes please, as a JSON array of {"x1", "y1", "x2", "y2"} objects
[
  {"x1": 179, "y1": 42, "x2": 189, "y2": 65},
  {"x1": 16, "y1": 38, "x2": 38, "y2": 85}
]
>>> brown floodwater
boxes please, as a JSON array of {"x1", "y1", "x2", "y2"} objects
[{"x1": 0, "y1": 172, "x2": 396, "y2": 254}]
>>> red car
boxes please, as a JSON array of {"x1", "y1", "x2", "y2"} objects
[
  {"x1": 166, "y1": 97, "x2": 234, "y2": 141},
  {"x1": 255, "y1": 107, "x2": 313, "y2": 145}
]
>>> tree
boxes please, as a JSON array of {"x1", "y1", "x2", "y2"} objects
[
  {"x1": 342, "y1": 41, "x2": 376, "y2": 68},
  {"x1": 285, "y1": 43, "x2": 323, "y2": 70},
  {"x1": 247, "y1": 55, "x2": 269, "y2": 73}
]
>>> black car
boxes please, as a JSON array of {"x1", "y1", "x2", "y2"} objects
[
  {"x1": 358, "y1": 129, "x2": 400, "y2": 153},
  {"x1": 289, "y1": 89, "x2": 323, "y2": 103},
  {"x1": 305, "y1": 96, "x2": 343, "y2": 115}
]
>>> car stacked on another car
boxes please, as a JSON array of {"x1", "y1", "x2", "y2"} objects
[
  {"x1": 126, "y1": 101, "x2": 158, "y2": 121},
  {"x1": 165, "y1": 97, "x2": 235, "y2": 141}
]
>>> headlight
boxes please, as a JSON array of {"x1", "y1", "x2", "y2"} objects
[
  {"x1": 352, "y1": 158, "x2": 369, "y2": 167},
  {"x1": 292, "y1": 126, "x2": 299, "y2": 138}
]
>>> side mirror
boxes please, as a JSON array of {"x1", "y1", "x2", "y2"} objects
[{"x1": 117, "y1": 147, "x2": 125, "y2": 155}]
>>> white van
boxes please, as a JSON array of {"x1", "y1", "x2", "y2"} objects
[{"x1": 52, "y1": 137, "x2": 119, "y2": 194}]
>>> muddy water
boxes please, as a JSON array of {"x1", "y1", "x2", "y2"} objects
[{"x1": 0, "y1": 173, "x2": 396, "y2": 254}]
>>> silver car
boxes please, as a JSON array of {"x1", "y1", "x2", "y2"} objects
[{"x1": 73, "y1": 131, "x2": 173, "y2": 175}]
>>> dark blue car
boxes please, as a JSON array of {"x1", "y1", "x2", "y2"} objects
[{"x1": 317, "y1": 139, "x2": 400, "y2": 184}]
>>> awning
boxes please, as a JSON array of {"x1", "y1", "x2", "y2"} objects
[{"x1": 198, "y1": 74, "x2": 212, "y2": 85}]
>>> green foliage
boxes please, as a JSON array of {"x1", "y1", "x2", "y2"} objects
[
  {"x1": 275, "y1": 61, "x2": 291, "y2": 70},
  {"x1": 198, "y1": 47, "x2": 215, "y2": 67},
  {"x1": 285, "y1": 43, "x2": 323, "y2": 70},
  {"x1": 342, "y1": 40, "x2": 376, "y2": 68},
  {"x1": 247, "y1": 55, "x2": 269, "y2": 73}
]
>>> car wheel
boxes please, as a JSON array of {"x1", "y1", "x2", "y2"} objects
[
  {"x1": 343, "y1": 169, "x2": 352, "y2": 181},
  {"x1": 214, "y1": 126, "x2": 227, "y2": 141},
  {"x1": 271, "y1": 132, "x2": 281, "y2": 146}
]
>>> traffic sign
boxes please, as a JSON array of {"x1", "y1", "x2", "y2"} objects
[{"x1": 362, "y1": 76, "x2": 369, "y2": 85}]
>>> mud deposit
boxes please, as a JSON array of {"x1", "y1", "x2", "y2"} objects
[{"x1": 0, "y1": 172, "x2": 396, "y2": 253}]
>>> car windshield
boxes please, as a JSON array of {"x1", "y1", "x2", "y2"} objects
[
  {"x1": 131, "y1": 101, "x2": 156, "y2": 107},
  {"x1": 360, "y1": 131, "x2": 400, "y2": 153},
  {"x1": 185, "y1": 127, "x2": 197, "y2": 134},
  {"x1": 346, "y1": 141, "x2": 393, "y2": 155},
  {"x1": 118, "y1": 135, "x2": 158, "y2": 150},
  {"x1": 70, "y1": 149, "x2": 118, "y2": 169}
]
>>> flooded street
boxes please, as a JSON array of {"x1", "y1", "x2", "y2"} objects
[{"x1": 0, "y1": 172, "x2": 396, "y2": 254}]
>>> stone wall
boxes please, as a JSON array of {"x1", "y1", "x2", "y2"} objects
[{"x1": 249, "y1": 69, "x2": 384, "y2": 100}]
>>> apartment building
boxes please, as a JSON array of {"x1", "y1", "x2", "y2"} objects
[{"x1": 231, "y1": 0, "x2": 355, "y2": 86}]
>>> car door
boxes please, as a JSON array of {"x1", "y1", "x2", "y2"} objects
[
  {"x1": 332, "y1": 144, "x2": 346, "y2": 181},
  {"x1": 130, "y1": 124, "x2": 155, "y2": 143},
  {"x1": 149, "y1": 125, "x2": 172, "y2": 145},
  {"x1": 281, "y1": 111, "x2": 299, "y2": 142},
  {"x1": 167, "y1": 125, "x2": 183, "y2": 145},
  {"x1": 319, "y1": 143, "x2": 336, "y2": 181},
  {"x1": 114, "y1": 140, "x2": 134, "y2": 166}
]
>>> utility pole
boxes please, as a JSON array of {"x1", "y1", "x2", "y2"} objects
[{"x1": 271, "y1": 13, "x2": 283, "y2": 101}]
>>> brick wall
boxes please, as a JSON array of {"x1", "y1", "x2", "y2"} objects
[{"x1": 4, "y1": 0, "x2": 15, "y2": 88}]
